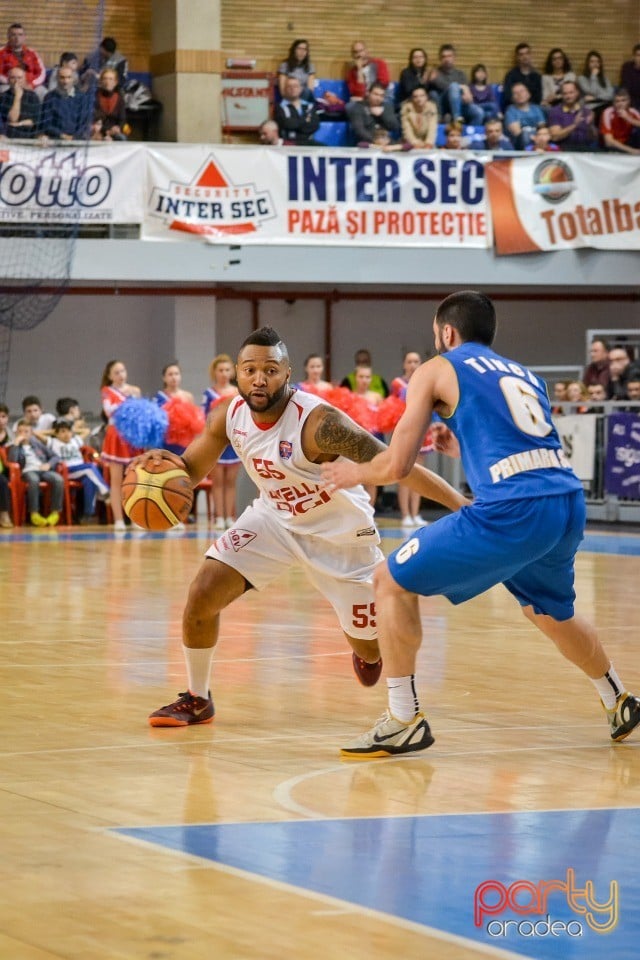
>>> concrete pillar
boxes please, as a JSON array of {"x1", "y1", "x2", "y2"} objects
[{"x1": 151, "y1": 0, "x2": 222, "y2": 143}]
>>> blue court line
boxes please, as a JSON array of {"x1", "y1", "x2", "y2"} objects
[
  {"x1": 113, "y1": 807, "x2": 640, "y2": 959},
  {"x1": 3, "y1": 525, "x2": 640, "y2": 555}
]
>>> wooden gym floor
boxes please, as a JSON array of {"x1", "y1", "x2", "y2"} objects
[{"x1": 1, "y1": 518, "x2": 639, "y2": 960}]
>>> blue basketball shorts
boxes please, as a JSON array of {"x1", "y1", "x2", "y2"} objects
[{"x1": 387, "y1": 491, "x2": 586, "y2": 622}]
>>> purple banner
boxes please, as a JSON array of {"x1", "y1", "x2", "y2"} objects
[{"x1": 604, "y1": 413, "x2": 640, "y2": 499}]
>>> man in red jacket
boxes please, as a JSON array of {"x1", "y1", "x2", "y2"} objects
[
  {"x1": 0, "y1": 23, "x2": 46, "y2": 97},
  {"x1": 345, "y1": 40, "x2": 390, "y2": 114}
]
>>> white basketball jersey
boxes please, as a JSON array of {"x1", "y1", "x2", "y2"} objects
[{"x1": 226, "y1": 390, "x2": 379, "y2": 544}]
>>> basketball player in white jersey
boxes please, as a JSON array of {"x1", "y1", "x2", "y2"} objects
[{"x1": 140, "y1": 327, "x2": 467, "y2": 727}]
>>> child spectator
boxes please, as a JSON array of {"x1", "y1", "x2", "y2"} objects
[
  {"x1": 47, "y1": 419, "x2": 110, "y2": 523},
  {"x1": 8, "y1": 419, "x2": 64, "y2": 526},
  {"x1": 55, "y1": 397, "x2": 90, "y2": 439},
  {"x1": 525, "y1": 122, "x2": 560, "y2": 152},
  {"x1": 469, "y1": 64, "x2": 500, "y2": 121}
]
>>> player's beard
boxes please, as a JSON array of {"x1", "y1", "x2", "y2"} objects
[
  {"x1": 434, "y1": 327, "x2": 448, "y2": 355},
  {"x1": 239, "y1": 381, "x2": 290, "y2": 412}
]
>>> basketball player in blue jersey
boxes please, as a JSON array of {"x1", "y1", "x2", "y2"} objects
[{"x1": 322, "y1": 290, "x2": 640, "y2": 757}]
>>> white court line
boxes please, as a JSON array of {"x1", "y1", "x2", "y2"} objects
[
  {"x1": 109, "y1": 831, "x2": 529, "y2": 960},
  {"x1": 0, "y1": 730, "x2": 619, "y2": 762}
]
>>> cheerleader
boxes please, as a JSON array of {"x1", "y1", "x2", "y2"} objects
[
  {"x1": 100, "y1": 359, "x2": 141, "y2": 530},
  {"x1": 295, "y1": 354, "x2": 332, "y2": 398},
  {"x1": 202, "y1": 354, "x2": 241, "y2": 530},
  {"x1": 391, "y1": 350, "x2": 430, "y2": 527}
]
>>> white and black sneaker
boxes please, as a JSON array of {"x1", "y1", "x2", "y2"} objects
[
  {"x1": 340, "y1": 710, "x2": 434, "y2": 759},
  {"x1": 605, "y1": 692, "x2": 640, "y2": 742}
]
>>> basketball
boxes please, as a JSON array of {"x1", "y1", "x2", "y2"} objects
[{"x1": 121, "y1": 456, "x2": 193, "y2": 530}]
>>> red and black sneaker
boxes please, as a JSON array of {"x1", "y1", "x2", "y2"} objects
[
  {"x1": 148, "y1": 691, "x2": 215, "y2": 727},
  {"x1": 352, "y1": 653, "x2": 383, "y2": 687}
]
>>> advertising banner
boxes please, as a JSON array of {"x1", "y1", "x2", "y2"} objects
[
  {"x1": 0, "y1": 142, "x2": 145, "y2": 224},
  {"x1": 553, "y1": 413, "x2": 597, "y2": 481},
  {"x1": 142, "y1": 145, "x2": 491, "y2": 246},
  {"x1": 486, "y1": 154, "x2": 640, "y2": 255},
  {"x1": 604, "y1": 412, "x2": 640, "y2": 500}
]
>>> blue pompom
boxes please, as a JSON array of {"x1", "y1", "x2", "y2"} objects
[{"x1": 113, "y1": 398, "x2": 169, "y2": 448}]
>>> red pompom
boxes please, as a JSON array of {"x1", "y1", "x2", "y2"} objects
[
  {"x1": 323, "y1": 387, "x2": 378, "y2": 432},
  {"x1": 164, "y1": 397, "x2": 205, "y2": 448},
  {"x1": 376, "y1": 395, "x2": 406, "y2": 433}
]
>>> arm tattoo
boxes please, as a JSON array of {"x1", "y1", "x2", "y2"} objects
[{"x1": 314, "y1": 407, "x2": 386, "y2": 463}]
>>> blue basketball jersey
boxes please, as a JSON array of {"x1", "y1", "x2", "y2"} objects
[{"x1": 440, "y1": 342, "x2": 583, "y2": 503}]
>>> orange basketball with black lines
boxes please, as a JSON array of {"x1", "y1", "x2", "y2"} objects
[{"x1": 121, "y1": 456, "x2": 193, "y2": 530}]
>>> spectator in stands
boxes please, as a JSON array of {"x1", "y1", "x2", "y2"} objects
[
  {"x1": 620, "y1": 43, "x2": 640, "y2": 111},
  {"x1": 46, "y1": 419, "x2": 110, "y2": 523},
  {"x1": 258, "y1": 119, "x2": 283, "y2": 146},
  {"x1": 0, "y1": 467, "x2": 11, "y2": 527},
  {"x1": 400, "y1": 86, "x2": 438, "y2": 149},
  {"x1": 81, "y1": 36, "x2": 128, "y2": 89},
  {"x1": 441, "y1": 121, "x2": 469, "y2": 149},
  {"x1": 608, "y1": 347, "x2": 634, "y2": 400},
  {"x1": 341, "y1": 348, "x2": 389, "y2": 397},
  {"x1": 48, "y1": 52, "x2": 81, "y2": 92},
  {"x1": 0, "y1": 402, "x2": 12, "y2": 447},
  {"x1": 364, "y1": 128, "x2": 407, "y2": 152},
  {"x1": 91, "y1": 67, "x2": 128, "y2": 140},
  {"x1": 349, "y1": 80, "x2": 399, "y2": 145},
  {"x1": 504, "y1": 82, "x2": 546, "y2": 149},
  {"x1": 428, "y1": 44, "x2": 483, "y2": 125},
  {"x1": 397, "y1": 48, "x2": 432, "y2": 105},
  {"x1": 626, "y1": 372, "x2": 640, "y2": 402},
  {"x1": 577, "y1": 51, "x2": 614, "y2": 119},
  {"x1": 55, "y1": 397, "x2": 90, "y2": 440},
  {"x1": 0, "y1": 404, "x2": 11, "y2": 526},
  {"x1": 8, "y1": 419, "x2": 64, "y2": 526},
  {"x1": 599, "y1": 89, "x2": 640, "y2": 154},
  {"x1": 565, "y1": 380, "x2": 590, "y2": 413},
  {"x1": 551, "y1": 380, "x2": 568, "y2": 414},
  {"x1": 16, "y1": 395, "x2": 55, "y2": 434},
  {"x1": 274, "y1": 75, "x2": 320, "y2": 145},
  {"x1": 541, "y1": 48, "x2": 575, "y2": 110},
  {"x1": 278, "y1": 39, "x2": 315, "y2": 102},
  {"x1": 469, "y1": 64, "x2": 500, "y2": 121},
  {"x1": 502, "y1": 42, "x2": 543, "y2": 107},
  {"x1": 0, "y1": 65, "x2": 39, "y2": 138},
  {"x1": 548, "y1": 81, "x2": 598, "y2": 151},
  {"x1": 0, "y1": 23, "x2": 46, "y2": 98},
  {"x1": 587, "y1": 383, "x2": 607, "y2": 404},
  {"x1": 525, "y1": 121, "x2": 559, "y2": 152},
  {"x1": 583, "y1": 337, "x2": 611, "y2": 391},
  {"x1": 345, "y1": 40, "x2": 390, "y2": 111},
  {"x1": 41, "y1": 64, "x2": 92, "y2": 140},
  {"x1": 480, "y1": 118, "x2": 511, "y2": 151}
]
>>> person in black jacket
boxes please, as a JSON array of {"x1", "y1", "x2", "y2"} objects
[{"x1": 274, "y1": 75, "x2": 320, "y2": 145}]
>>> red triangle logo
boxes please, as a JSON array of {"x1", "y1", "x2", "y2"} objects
[{"x1": 196, "y1": 161, "x2": 228, "y2": 188}]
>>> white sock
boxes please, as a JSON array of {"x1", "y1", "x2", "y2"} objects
[
  {"x1": 183, "y1": 644, "x2": 214, "y2": 699},
  {"x1": 387, "y1": 675, "x2": 420, "y2": 722},
  {"x1": 592, "y1": 664, "x2": 624, "y2": 710}
]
